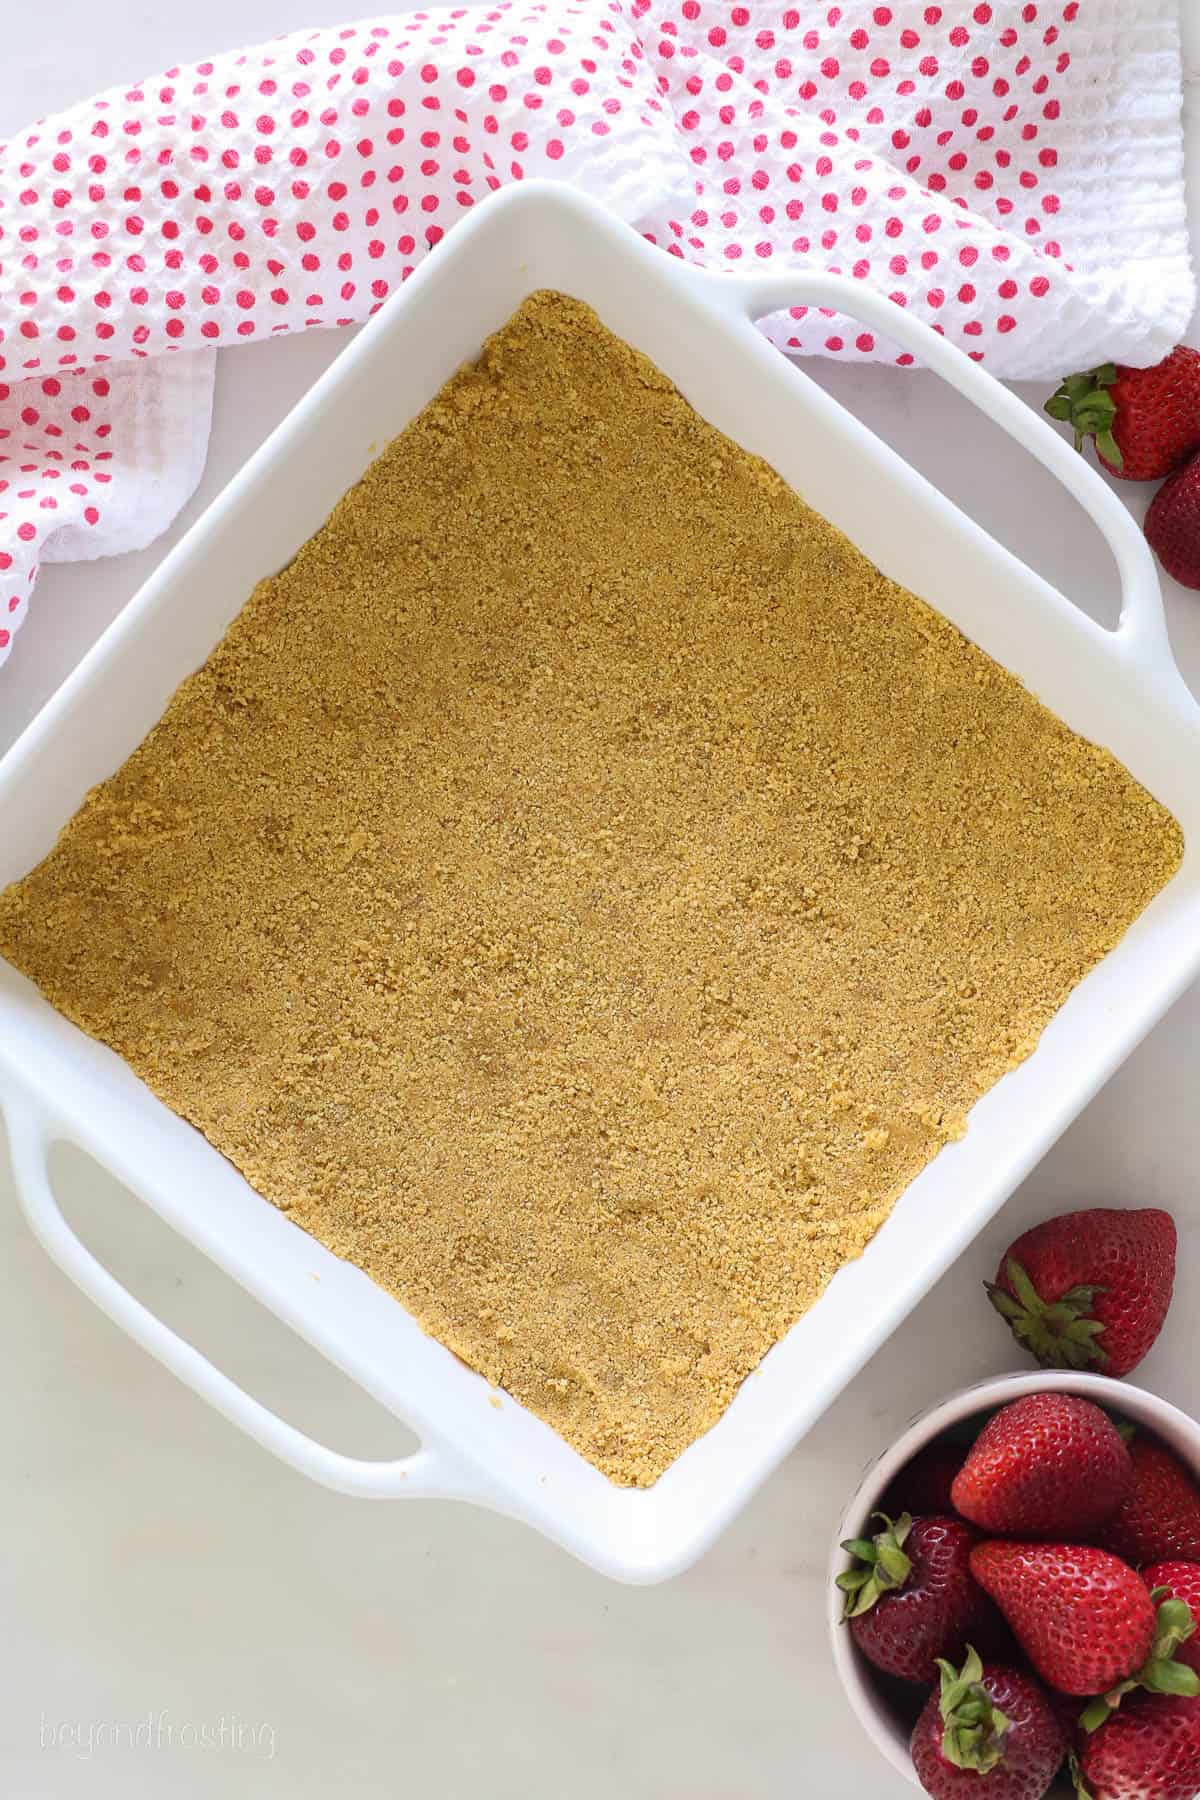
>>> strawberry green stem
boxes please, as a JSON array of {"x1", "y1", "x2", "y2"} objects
[
  {"x1": 936, "y1": 1647, "x2": 1011, "y2": 1775},
  {"x1": 1044, "y1": 364, "x2": 1123, "y2": 469},
  {"x1": 985, "y1": 1255, "x2": 1109, "y2": 1370},
  {"x1": 836, "y1": 1513, "x2": 913, "y2": 1620}
]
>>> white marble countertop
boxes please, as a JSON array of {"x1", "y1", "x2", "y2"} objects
[{"x1": 2, "y1": 7, "x2": 1199, "y2": 1796}]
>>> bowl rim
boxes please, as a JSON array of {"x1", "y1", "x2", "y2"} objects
[{"x1": 826, "y1": 1367, "x2": 1200, "y2": 1789}]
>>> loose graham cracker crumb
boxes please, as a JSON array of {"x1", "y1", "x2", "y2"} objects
[{"x1": 0, "y1": 293, "x2": 1182, "y2": 1486}]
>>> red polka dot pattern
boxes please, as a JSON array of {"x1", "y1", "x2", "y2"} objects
[{"x1": 0, "y1": 2, "x2": 1190, "y2": 671}]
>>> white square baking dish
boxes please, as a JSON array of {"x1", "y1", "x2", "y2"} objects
[{"x1": 2, "y1": 183, "x2": 1198, "y2": 1584}]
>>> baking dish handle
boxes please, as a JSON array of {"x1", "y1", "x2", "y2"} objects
[
  {"x1": 698, "y1": 269, "x2": 1194, "y2": 710},
  {"x1": 5, "y1": 1096, "x2": 489, "y2": 1505}
]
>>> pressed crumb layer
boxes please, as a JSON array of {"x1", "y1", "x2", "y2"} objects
[{"x1": 0, "y1": 293, "x2": 1182, "y2": 1485}]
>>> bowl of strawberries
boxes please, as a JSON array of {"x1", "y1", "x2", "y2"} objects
[{"x1": 829, "y1": 1206, "x2": 1200, "y2": 1799}]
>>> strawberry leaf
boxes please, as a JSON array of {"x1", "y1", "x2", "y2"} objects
[
  {"x1": 1142, "y1": 1659, "x2": 1200, "y2": 1698},
  {"x1": 1095, "y1": 429, "x2": 1122, "y2": 468},
  {"x1": 877, "y1": 1541, "x2": 912, "y2": 1584},
  {"x1": 834, "y1": 1568, "x2": 871, "y2": 1593},
  {"x1": 1080, "y1": 1697, "x2": 1111, "y2": 1735},
  {"x1": 1154, "y1": 1596, "x2": 1196, "y2": 1647}
]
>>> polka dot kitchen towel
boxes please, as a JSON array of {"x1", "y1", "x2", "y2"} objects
[{"x1": 0, "y1": 1, "x2": 1192, "y2": 676}]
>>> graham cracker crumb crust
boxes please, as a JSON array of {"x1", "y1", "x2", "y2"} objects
[{"x1": 0, "y1": 293, "x2": 1181, "y2": 1486}]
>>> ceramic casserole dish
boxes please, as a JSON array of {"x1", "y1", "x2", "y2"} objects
[{"x1": 2, "y1": 182, "x2": 1198, "y2": 1583}]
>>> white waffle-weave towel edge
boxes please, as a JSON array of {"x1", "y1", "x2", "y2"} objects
[{"x1": 0, "y1": 0, "x2": 1192, "y2": 678}]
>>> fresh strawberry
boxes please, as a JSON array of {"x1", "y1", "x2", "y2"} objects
[
  {"x1": 883, "y1": 1442, "x2": 966, "y2": 1519},
  {"x1": 1142, "y1": 1565, "x2": 1200, "y2": 1678},
  {"x1": 972, "y1": 1541, "x2": 1199, "y2": 1723},
  {"x1": 952, "y1": 1395, "x2": 1132, "y2": 1538},
  {"x1": 910, "y1": 1648, "x2": 1067, "y2": 1799},
  {"x1": 1044, "y1": 348, "x2": 1200, "y2": 481},
  {"x1": 987, "y1": 1208, "x2": 1176, "y2": 1378},
  {"x1": 1098, "y1": 1436, "x2": 1200, "y2": 1568},
  {"x1": 1072, "y1": 1695, "x2": 1200, "y2": 1800},
  {"x1": 837, "y1": 1514, "x2": 1001, "y2": 1682},
  {"x1": 969, "y1": 1541, "x2": 1158, "y2": 1697},
  {"x1": 1144, "y1": 449, "x2": 1200, "y2": 591}
]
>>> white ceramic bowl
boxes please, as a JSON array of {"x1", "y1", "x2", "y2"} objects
[{"x1": 828, "y1": 1368, "x2": 1200, "y2": 1789}]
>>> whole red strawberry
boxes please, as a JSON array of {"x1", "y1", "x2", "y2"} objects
[
  {"x1": 1098, "y1": 1436, "x2": 1200, "y2": 1568},
  {"x1": 1073, "y1": 1695, "x2": 1200, "y2": 1800},
  {"x1": 952, "y1": 1395, "x2": 1132, "y2": 1538},
  {"x1": 969, "y1": 1541, "x2": 1158, "y2": 1696},
  {"x1": 1142, "y1": 1564, "x2": 1200, "y2": 1679},
  {"x1": 910, "y1": 1648, "x2": 1067, "y2": 1800},
  {"x1": 1044, "y1": 348, "x2": 1200, "y2": 481},
  {"x1": 987, "y1": 1208, "x2": 1176, "y2": 1378},
  {"x1": 1144, "y1": 450, "x2": 1200, "y2": 591},
  {"x1": 837, "y1": 1513, "x2": 1001, "y2": 1682},
  {"x1": 884, "y1": 1442, "x2": 966, "y2": 1519}
]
